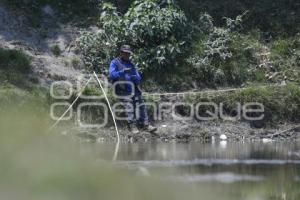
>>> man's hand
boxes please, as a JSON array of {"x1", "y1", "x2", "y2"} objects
[{"x1": 117, "y1": 68, "x2": 131, "y2": 77}]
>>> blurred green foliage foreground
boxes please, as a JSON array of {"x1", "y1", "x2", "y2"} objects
[{"x1": 0, "y1": 106, "x2": 201, "y2": 200}]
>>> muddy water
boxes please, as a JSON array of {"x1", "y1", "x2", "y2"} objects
[{"x1": 85, "y1": 141, "x2": 300, "y2": 200}]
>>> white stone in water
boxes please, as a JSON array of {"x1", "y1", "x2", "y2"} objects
[
  {"x1": 262, "y1": 138, "x2": 273, "y2": 143},
  {"x1": 220, "y1": 134, "x2": 227, "y2": 140}
]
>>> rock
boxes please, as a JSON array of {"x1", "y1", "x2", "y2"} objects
[
  {"x1": 262, "y1": 138, "x2": 273, "y2": 143},
  {"x1": 220, "y1": 134, "x2": 227, "y2": 140},
  {"x1": 250, "y1": 120, "x2": 266, "y2": 129}
]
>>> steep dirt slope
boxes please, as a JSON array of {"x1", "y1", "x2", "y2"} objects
[{"x1": 0, "y1": 4, "x2": 83, "y2": 87}]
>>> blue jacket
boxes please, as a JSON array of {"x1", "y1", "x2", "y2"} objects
[{"x1": 109, "y1": 58, "x2": 142, "y2": 95}]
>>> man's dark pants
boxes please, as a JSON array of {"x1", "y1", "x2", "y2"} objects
[{"x1": 117, "y1": 92, "x2": 149, "y2": 126}]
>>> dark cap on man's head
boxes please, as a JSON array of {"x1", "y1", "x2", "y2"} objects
[{"x1": 120, "y1": 45, "x2": 133, "y2": 54}]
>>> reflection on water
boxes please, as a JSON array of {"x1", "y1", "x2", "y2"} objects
[
  {"x1": 81, "y1": 140, "x2": 300, "y2": 199},
  {"x1": 167, "y1": 173, "x2": 265, "y2": 183},
  {"x1": 86, "y1": 140, "x2": 300, "y2": 161}
]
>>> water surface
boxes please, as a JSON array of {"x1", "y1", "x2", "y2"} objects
[{"x1": 83, "y1": 140, "x2": 300, "y2": 200}]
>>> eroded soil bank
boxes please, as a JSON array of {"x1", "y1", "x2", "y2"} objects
[
  {"x1": 67, "y1": 85, "x2": 300, "y2": 143},
  {"x1": 71, "y1": 120, "x2": 300, "y2": 143}
]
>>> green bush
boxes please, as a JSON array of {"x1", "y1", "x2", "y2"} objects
[
  {"x1": 0, "y1": 48, "x2": 31, "y2": 73},
  {"x1": 187, "y1": 13, "x2": 265, "y2": 87},
  {"x1": 0, "y1": 48, "x2": 33, "y2": 87},
  {"x1": 77, "y1": 0, "x2": 198, "y2": 75},
  {"x1": 51, "y1": 45, "x2": 62, "y2": 57},
  {"x1": 269, "y1": 34, "x2": 300, "y2": 84},
  {"x1": 272, "y1": 39, "x2": 292, "y2": 56}
]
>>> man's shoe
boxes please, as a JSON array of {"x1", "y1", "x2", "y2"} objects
[
  {"x1": 143, "y1": 124, "x2": 157, "y2": 133},
  {"x1": 128, "y1": 123, "x2": 140, "y2": 134}
]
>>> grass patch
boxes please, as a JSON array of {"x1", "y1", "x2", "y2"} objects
[
  {"x1": 271, "y1": 39, "x2": 292, "y2": 56},
  {"x1": 226, "y1": 84, "x2": 300, "y2": 123},
  {"x1": 0, "y1": 48, "x2": 47, "y2": 109},
  {"x1": 0, "y1": 48, "x2": 34, "y2": 87},
  {"x1": 51, "y1": 45, "x2": 62, "y2": 57},
  {"x1": 269, "y1": 35, "x2": 300, "y2": 84},
  {"x1": 181, "y1": 84, "x2": 300, "y2": 124},
  {"x1": 0, "y1": 48, "x2": 31, "y2": 73},
  {"x1": 0, "y1": 84, "x2": 49, "y2": 113}
]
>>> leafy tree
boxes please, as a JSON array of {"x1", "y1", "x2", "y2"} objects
[{"x1": 77, "y1": 0, "x2": 197, "y2": 75}]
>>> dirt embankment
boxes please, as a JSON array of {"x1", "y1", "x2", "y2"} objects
[
  {"x1": 72, "y1": 91, "x2": 300, "y2": 143},
  {"x1": 0, "y1": 4, "x2": 83, "y2": 86},
  {"x1": 74, "y1": 120, "x2": 300, "y2": 143}
]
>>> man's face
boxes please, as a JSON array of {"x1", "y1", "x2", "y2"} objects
[{"x1": 120, "y1": 51, "x2": 131, "y2": 61}]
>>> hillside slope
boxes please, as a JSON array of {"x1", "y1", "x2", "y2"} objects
[{"x1": 0, "y1": 4, "x2": 83, "y2": 87}]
